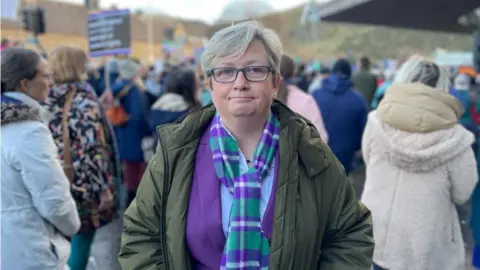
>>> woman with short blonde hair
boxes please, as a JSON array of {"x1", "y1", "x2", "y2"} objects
[
  {"x1": 44, "y1": 45, "x2": 122, "y2": 270},
  {"x1": 49, "y1": 45, "x2": 88, "y2": 84}
]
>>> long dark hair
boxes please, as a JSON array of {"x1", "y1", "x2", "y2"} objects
[
  {"x1": 166, "y1": 68, "x2": 201, "y2": 109},
  {"x1": 1, "y1": 48, "x2": 41, "y2": 94}
]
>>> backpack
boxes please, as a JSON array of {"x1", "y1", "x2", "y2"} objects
[{"x1": 106, "y1": 84, "x2": 132, "y2": 126}]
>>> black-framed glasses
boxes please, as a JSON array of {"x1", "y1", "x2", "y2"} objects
[{"x1": 206, "y1": 66, "x2": 274, "y2": 83}]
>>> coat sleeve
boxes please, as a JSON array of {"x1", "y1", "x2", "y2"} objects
[
  {"x1": 12, "y1": 123, "x2": 80, "y2": 237},
  {"x1": 448, "y1": 148, "x2": 478, "y2": 205},
  {"x1": 318, "y1": 153, "x2": 374, "y2": 269},
  {"x1": 119, "y1": 155, "x2": 166, "y2": 269}
]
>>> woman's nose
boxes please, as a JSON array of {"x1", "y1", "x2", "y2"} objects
[{"x1": 232, "y1": 70, "x2": 249, "y2": 91}]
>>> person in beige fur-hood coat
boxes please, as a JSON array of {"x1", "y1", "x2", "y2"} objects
[{"x1": 361, "y1": 55, "x2": 478, "y2": 270}]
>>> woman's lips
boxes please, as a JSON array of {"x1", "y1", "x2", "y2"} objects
[
  {"x1": 229, "y1": 97, "x2": 254, "y2": 100},
  {"x1": 229, "y1": 97, "x2": 254, "y2": 103}
]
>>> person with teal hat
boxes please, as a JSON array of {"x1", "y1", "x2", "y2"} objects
[{"x1": 371, "y1": 69, "x2": 395, "y2": 109}]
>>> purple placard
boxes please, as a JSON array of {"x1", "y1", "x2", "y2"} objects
[
  {"x1": 88, "y1": 9, "x2": 130, "y2": 20},
  {"x1": 89, "y1": 48, "x2": 131, "y2": 57},
  {"x1": 88, "y1": 9, "x2": 131, "y2": 57}
]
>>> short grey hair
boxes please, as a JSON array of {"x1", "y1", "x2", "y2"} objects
[
  {"x1": 201, "y1": 20, "x2": 283, "y2": 74},
  {"x1": 393, "y1": 54, "x2": 450, "y2": 92}
]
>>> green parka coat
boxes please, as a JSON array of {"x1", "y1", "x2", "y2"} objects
[{"x1": 119, "y1": 101, "x2": 374, "y2": 270}]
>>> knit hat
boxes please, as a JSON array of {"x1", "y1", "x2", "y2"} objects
[
  {"x1": 332, "y1": 58, "x2": 352, "y2": 78},
  {"x1": 117, "y1": 59, "x2": 139, "y2": 80}
]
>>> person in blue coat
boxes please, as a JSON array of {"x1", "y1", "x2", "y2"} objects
[
  {"x1": 313, "y1": 58, "x2": 368, "y2": 174},
  {"x1": 140, "y1": 68, "x2": 201, "y2": 164},
  {"x1": 111, "y1": 58, "x2": 150, "y2": 205},
  {"x1": 148, "y1": 68, "x2": 201, "y2": 133}
]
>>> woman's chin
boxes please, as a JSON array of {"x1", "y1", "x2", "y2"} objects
[{"x1": 227, "y1": 104, "x2": 257, "y2": 118}]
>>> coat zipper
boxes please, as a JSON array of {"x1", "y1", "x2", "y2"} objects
[{"x1": 158, "y1": 133, "x2": 171, "y2": 270}]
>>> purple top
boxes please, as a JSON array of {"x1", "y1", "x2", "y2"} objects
[{"x1": 185, "y1": 126, "x2": 279, "y2": 270}]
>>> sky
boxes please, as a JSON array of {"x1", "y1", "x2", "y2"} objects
[{"x1": 56, "y1": 0, "x2": 309, "y2": 23}]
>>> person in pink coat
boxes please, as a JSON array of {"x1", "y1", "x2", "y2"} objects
[{"x1": 278, "y1": 54, "x2": 329, "y2": 143}]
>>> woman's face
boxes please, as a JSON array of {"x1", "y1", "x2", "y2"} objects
[
  {"x1": 206, "y1": 40, "x2": 280, "y2": 121},
  {"x1": 20, "y1": 58, "x2": 52, "y2": 102}
]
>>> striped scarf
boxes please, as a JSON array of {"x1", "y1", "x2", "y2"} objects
[{"x1": 210, "y1": 111, "x2": 280, "y2": 269}]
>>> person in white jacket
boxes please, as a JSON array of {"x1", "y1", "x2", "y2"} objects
[
  {"x1": 1, "y1": 47, "x2": 80, "y2": 270},
  {"x1": 361, "y1": 55, "x2": 478, "y2": 270}
]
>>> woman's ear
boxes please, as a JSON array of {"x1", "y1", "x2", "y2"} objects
[
  {"x1": 205, "y1": 77, "x2": 213, "y2": 91},
  {"x1": 273, "y1": 73, "x2": 281, "y2": 91},
  {"x1": 19, "y1": 78, "x2": 30, "y2": 93}
]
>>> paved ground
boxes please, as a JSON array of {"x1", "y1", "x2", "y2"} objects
[
  {"x1": 87, "y1": 189, "x2": 126, "y2": 270},
  {"x1": 87, "y1": 215, "x2": 123, "y2": 270}
]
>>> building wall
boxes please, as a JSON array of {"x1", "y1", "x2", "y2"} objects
[
  {"x1": 2, "y1": 28, "x2": 179, "y2": 63},
  {"x1": 1, "y1": 0, "x2": 208, "y2": 63}
]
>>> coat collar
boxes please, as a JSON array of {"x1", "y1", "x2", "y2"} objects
[
  {"x1": 1, "y1": 92, "x2": 44, "y2": 125},
  {"x1": 378, "y1": 83, "x2": 464, "y2": 133}
]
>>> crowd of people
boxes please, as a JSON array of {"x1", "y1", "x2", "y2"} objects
[{"x1": 2, "y1": 20, "x2": 480, "y2": 270}]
